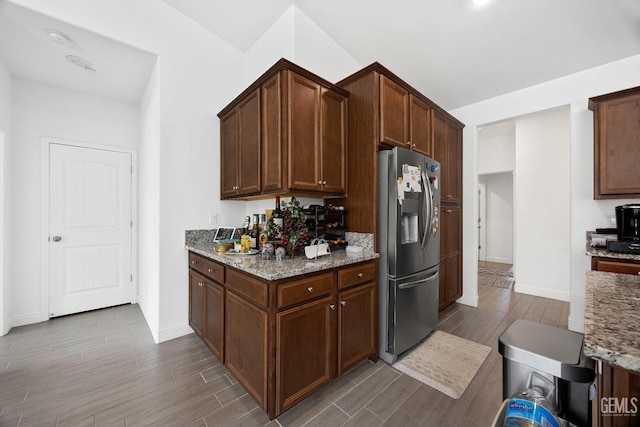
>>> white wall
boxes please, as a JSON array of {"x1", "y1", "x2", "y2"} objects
[
  {"x1": 451, "y1": 54, "x2": 640, "y2": 331},
  {"x1": 10, "y1": 77, "x2": 140, "y2": 326},
  {"x1": 514, "y1": 107, "x2": 571, "y2": 301},
  {"x1": 0, "y1": 56, "x2": 10, "y2": 335},
  {"x1": 481, "y1": 173, "x2": 513, "y2": 264},
  {"x1": 477, "y1": 122, "x2": 515, "y2": 175}
]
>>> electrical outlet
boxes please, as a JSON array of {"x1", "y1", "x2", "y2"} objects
[
  {"x1": 209, "y1": 213, "x2": 218, "y2": 225},
  {"x1": 608, "y1": 215, "x2": 616, "y2": 226}
]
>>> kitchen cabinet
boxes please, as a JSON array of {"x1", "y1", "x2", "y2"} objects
[
  {"x1": 288, "y1": 73, "x2": 347, "y2": 194},
  {"x1": 332, "y1": 62, "x2": 463, "y2": 311},
  {"x1": 188, "y1": 252, "x2": 225, "y2": 361},
  {"x1": 333, "y1": 62, "x2": 463, "y2": 246},
  {"x1": 379, "y1": 76, "x2": 433, "y2": 157},
  {"x1": 595, "y1": 361, "x2": 640, "y2": 427},
  {"x1": 218, "y1": 59, "x2": 348, "y2": 200},
  {"x1": 187, "y1": 252, "x2": 377, "y2": 419},
  {"x1": 220, "y1": 89, "x2": 261, "y2": 198},
  {"x1": 432, "y1": 109, "x2": 462, "y2": 204},
  {"x1": 591, "y1": 256, "x2": 640, "y2": 275},
  {"x1": 589, "y1": 86, "x2": 640, "y2": 199},
  {"x1": 439, "y1": 206, "x2": 462, "y2": 310}
]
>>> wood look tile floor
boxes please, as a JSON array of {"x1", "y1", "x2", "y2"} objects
[{"x1": 0, "y1": 284, "x2": 570, "y2": 427}]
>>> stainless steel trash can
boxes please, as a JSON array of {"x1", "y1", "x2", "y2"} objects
[{"x1": 498, "y1": 320, "x2": 595, "y2": 427}]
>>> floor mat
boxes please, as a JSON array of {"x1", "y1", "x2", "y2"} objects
[{"x1": 392, "y1": 331, "x2": 492, "y2": 399}]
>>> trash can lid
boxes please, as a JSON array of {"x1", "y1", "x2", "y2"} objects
[{"x1": 498, "y1": 320, "x2": 587, "y2": 379}]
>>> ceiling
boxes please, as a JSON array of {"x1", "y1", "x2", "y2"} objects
[{"x1": 1, "y1": 0, "x2": 639, "y2": 109}]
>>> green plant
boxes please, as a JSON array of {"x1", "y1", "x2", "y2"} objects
[{"x1": 266, "y1": 197, "x2": 309, "y2": 255}]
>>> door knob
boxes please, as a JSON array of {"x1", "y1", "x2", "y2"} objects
[{"x1": 52, "y1": 236, "x2": 62, "y2": 242}]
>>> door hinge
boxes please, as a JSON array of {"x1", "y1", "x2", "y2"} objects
[
  {"x1": 130, "y1": 220, "x2": 133, "y2": 228},
  {"x1": 130, "y1": 274, "x2": 133, "y2": 282},
  {"x1": 130, "y1": 165, "x2": 133, "y2": 174}
]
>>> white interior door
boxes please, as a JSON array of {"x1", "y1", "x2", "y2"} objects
[
  {"x1": 478, "y1": 181, "x2": 487, "y2": 262},
  {"x1": 49, "y1": 143, "x2": 133, "y2": 317}
]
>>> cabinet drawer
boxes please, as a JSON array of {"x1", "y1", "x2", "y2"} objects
[
  {"x1": 189, "y1": 252, "x2": 225, "y2": 283},
  {"x1": 338, "y1": 261, "x2": 376, "y2": 290},
  {"x1": 277, "y1": 272, "x2": 335, "y2": 309},
  {"x1": 226, "y1": 269, "x2": 269, "y2": 308},
  {"x1": 592, "y1": 257, "x2": 640, "y2": 275}
]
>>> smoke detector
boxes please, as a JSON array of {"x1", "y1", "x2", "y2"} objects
[{"x1": 65, "y1": 55, "x2": 96, "y2": 73}]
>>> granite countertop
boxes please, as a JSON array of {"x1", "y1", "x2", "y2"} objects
[
  {"x1": 186, "y1": 243, "x2": 379, "y2": 281},
  {"x1": 585, "y1": 231, "x2": 640, "y2": 261},
  {"x1": 583, "y1": 270, "x2": 640, "y2": 372}
]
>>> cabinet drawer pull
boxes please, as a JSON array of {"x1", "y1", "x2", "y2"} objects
[
  {"x1": 340, "y1": 300, "x2": 346, "y2": 306},
  {"x1": 357, "y1": 272, "x2": 363, "y2": 278},
  {"x1": 330, "y1": 304, "x2": 336, "y2": 310},
  {"x1": 208, "y1": 268, "x2": 213, "y2": 273},
  {"x1": 307, "y1": 286, "x2": 314, "y2": 293}
]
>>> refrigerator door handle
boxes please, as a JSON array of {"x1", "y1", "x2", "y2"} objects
[
  {"x1": 420, "y1": 171, "x2": 433, "y2": 248},
  {"x1": 397, "y1": 271, "x2": 439, "y2": 289}
]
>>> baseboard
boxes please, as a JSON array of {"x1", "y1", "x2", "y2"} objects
[
  {"x1": 485, "y1": 256, "x2": 513, "y2": 264},
  {"x1": 456, "y1": 293, "x2": 478, "y2": 307},
  {"x1": 136, "y1": 294, "x2": 159, "y2": 343},
  {"x1": 10, "y1": 311, "x2": 48, "y2": 328},
  {"x1": 513, "y1": 283, "x2": 570, "y2": 302},
  {"x1": 568, "y1": 316, "x2": 585, "y2": 333},
  {"x1": 157, "y1": 324, "x2": 194, "y2": 343}
]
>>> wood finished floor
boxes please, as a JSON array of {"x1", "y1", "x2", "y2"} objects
[{"x1": 0, "y1": 284, "x2": 570, "y2": 427}]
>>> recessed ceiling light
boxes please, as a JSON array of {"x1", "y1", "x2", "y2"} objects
[
  {"x1": 65, "y1": 55, "x2": 96, "y2": 73},
  {"x1": 46, "y1": 29, "x2": 71, "y2": 45},
  {"x1": 472, "y1": 0, "x2": 491, "y2": 6}
]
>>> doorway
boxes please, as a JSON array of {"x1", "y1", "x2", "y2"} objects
[{"x1": 47, "y1": 140, "x2": 135, "y2": 317}]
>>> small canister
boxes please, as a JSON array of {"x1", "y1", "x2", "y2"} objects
[{"x1": 241, "y1": 235, "x2": 251, "y2": 253}]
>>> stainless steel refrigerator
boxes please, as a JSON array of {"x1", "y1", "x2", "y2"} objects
[{"x1": 378, "y1": 147, "x2": 440, "y2": 364}]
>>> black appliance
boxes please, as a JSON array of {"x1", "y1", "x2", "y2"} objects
[{"x1": 607, "y1": 204, "x2": 640, "y2": 254}]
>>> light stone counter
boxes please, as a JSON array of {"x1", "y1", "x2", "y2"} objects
[
  {"x1": 583, "y1": 270, "x2": 640, "y2": 372},
  {"x1": 186, "y1": 243, "x2": 379, "y2": 281}
]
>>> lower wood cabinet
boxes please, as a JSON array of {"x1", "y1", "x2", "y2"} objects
[
  {"x1": 225, "y1": 290, "x2": 269, "y2": 410},
  {"x1": 439, "y1": 205, "x2": 462, "y2": 310},
  {"x1": 188, "y1": 253, "x2": 225, "y2": 361},
  {"x1": 596, "y1": 361, "x2": 640, "y2": 427},
  {"x1": 187, "y1": 252, "x2": 378, "y2": 419},
  {"x1": 276, "y1": 295, "x2": 335, "y2": 413}
]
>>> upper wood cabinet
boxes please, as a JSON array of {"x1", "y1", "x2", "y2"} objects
[
  {"x1": 379, "y1": 75, "x2": 433, "y2": 157},
  {"x1": 589, "y1": 86, "x2": 640, "y2": 199},
  {"x1": 432, "y1": 109, "x2": 463, "y2": 204},
  {"x1": 220, "y1": 90, "x2": 261, "y2": 198},
  {"x1": 218, "y1": 59, "x2": 348, "y2": 200},
  {"x1": 288, "y1": 73, "x2": 347, "y2": 194}
]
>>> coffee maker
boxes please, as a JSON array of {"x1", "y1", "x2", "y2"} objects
[{"x1": 607, "y1": 204, "x2": 640, "y2": 254}]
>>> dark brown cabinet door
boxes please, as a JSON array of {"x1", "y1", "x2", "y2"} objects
[
  {"x1": 380, "y1": 75, "x2": 409, "y2": 148},
  {"x1": 261, "y1": 74, "x2": 284, "y2": 193},
  {"x1": 188, "y1": 270, "x2": 205, "y2": 337},
  {"x1": 204, "y1": 281, "x2": 224, "y2": 362},
  {"x1": 225, "y1": 290, "x2": 268, "y2": 411},
  {"x1": 276, "y1": 295, "x2": 335, "y2": 415},
  {"x1": 320, "y1": 88, "x2": 347, "y2": 194},
  {"x1": 220, "y1": 89, "x2": 261, "y2": 198},
  {"x1": 439, "y1": 206, "x2": 462, "y2": 310},
  {"x1": 409, "y1": 95, "x2": 432, "y2": 157},
  {"x1": 597, "y1": 362, "x2": 640, "y2": 427},
  {"x1": 338, "y1": 282, "x2": 376, "y2": 375},
  {"x1": 433, "y1": 109, "x2": 462, "y2": 203},
  {"x1": 220, "y1": 109, "x2": 239, "y2": 198},
  {"x1": 590, "y1": 88, "x2": 640, "y2": 199},
  {"x1": 288, "y1": 72, "x2": 321, "y2": 192}
]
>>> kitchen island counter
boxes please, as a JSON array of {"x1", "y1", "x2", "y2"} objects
[
  {"x1": 583, "y1": 270, "x2": 640, "y2": 373},
  {"x1": 186, "y1": 243, "x2": 379, "y2": 281}
]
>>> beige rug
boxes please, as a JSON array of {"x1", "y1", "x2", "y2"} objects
[
  {"x1": 478, "y1": 272, "x2": 514, "y2": 289},
  {"x1": 393, "y1": 331, "x2": 492, "y2": 399}
]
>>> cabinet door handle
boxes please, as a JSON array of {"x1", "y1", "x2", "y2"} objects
[
  {"x1": 329, "y1": 304, "x2": 336, "y2": 310},
  {"x1": 191, "y1": 260, "x2": 197, "y2": 265},
  {"x1": 318, "y1": 180, "x2": 323, "y2": 185},
  {"x1": 357, "y1": 272, "x2": 363, "y2": 278},
  {"x1": 412, "y1": 143, "x2": 416, "y2": 148},
  {"x1": 322, "y1": 180, "x2": 327, "y2": 185},
  {"x1": 307, "y1": 286, "x2": 314, "y2": 293},
  {"x1": 198, "y1": 281, "x2": 203, "y2": 287},
  {"x1": 208, "y1": 268, "x2": 213, "y2": 273},
  {"x1": 340, "y1": 300, "x2": 346, "y2": 306},
  {"x1": 406, "y1": 141, "x2": 411, "y2": 146}
]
